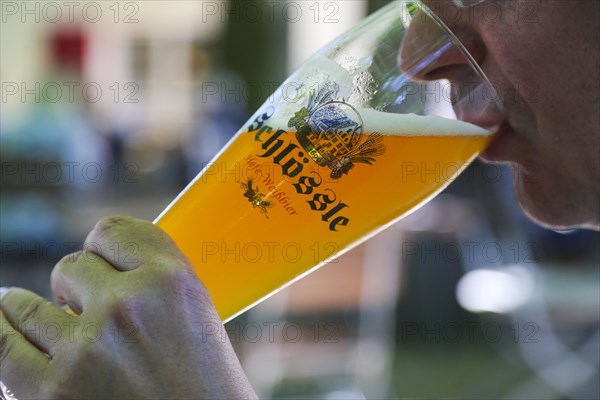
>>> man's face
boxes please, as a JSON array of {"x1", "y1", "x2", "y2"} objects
[{"x1": 410, "y1": 0, "x2": 600, "y2": 230}]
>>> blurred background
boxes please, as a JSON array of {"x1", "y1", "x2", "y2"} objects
[{"x1": 1, "y1": 1, "x2": 598, "y2": 399}]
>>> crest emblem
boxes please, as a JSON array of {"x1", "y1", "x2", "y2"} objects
[{"x1": 288, "y1": 81, "x2": 386, "y2": 179}]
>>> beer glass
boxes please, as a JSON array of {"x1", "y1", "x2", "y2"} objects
[{"x1": 155, "y1": 0, "x2": 503, "y2": 322}]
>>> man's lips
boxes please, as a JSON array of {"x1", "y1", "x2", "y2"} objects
[{"x1": 479, "y1": 122, "x2": 516, "y2": 162}]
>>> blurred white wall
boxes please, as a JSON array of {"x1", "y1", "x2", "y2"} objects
[
  {"x1": 1, "y1": 0, "x2": 226, "y2": 148},
  {"x1": 286, "y1": 0, "x2": 367, "y2": 73}
]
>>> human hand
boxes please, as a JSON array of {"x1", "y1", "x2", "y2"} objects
[{"x1": 0, "y1": 216, "x2": 257, "y2": 400}]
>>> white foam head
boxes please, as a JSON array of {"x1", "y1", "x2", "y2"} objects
[
  {"x1": 358, "y1": 109, "x2": 493, "y2": 136},
  {"x1": 260, "y1": 55, "x2": 493, "y2": 137}
]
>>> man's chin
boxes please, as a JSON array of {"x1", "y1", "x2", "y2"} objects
[{"x1": 513, "y1": 177, "x2": 599, "y2": 232}]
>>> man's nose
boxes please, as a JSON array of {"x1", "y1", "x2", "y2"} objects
[{"x1": 398, "y1": 6, "x2": 486, "y2": 82}]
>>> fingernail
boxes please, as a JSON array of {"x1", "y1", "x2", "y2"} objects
[{"x1": 0, "y1": 287, "x2": 11, "y2": 300}]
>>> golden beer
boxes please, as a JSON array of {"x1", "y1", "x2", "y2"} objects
[
  {"x1": 154, "y1": 0, "x2": 503, "y2": 321},
  {"x1": 156, "y1": 113, "x2": 491, "y2": 321}
]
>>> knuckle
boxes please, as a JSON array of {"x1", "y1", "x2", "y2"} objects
[
  {"x1": 51, "y1": 252, "x2": 80, "y2": 281},
  {"x1": 94, "y1": 215, "x2": 136, "y2": 234},
  {"x1": 0, "y1": 330, "x2": 14, "y2": 363},
  {"x1": 89, "y1": 216, "x2": 138, "y2": 243},
  {"x1": 58, "y1": 251, "x2": 81, "y2": 266},
  {"x1": 170, "y1": 264, "x2": 197, "y2": 283},
  {"x1": 107, "y1": 294, "x2": 144, "y2": 328},
  {"x1": 0, "y1": 320, "x2": 19, "y2": 366},
  {"x1": 86, "y1": 217, "x2": 152, "y2": 258},
  {"x1": 50, "y1": 266, "x2": 62, "y2": 285},
  {"x1": 19, "y1": 298, "x2": 46, "y2": 326},
  {"x1": 79, "y1": 250, "x2": 102, "y2": 264},
  {"x1": 162, "y1": 266, "x2": 211, "y2": 303},
  {"x1": 151, "y1": 263, "x2": 191, "y2": 287}
]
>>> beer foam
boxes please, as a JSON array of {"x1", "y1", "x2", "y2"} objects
[
  {"x1": 260, "y1": 54, "x2": 492, "y2": 137},
  {"x1": 263, "y1": 109, "x2": 491, "y2": 137},
  {"x1": 358, "y1": 109, "x2": 493, "y2": 136}
]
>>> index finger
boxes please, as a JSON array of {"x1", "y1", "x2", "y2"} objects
[
  {"x1": 83, "y1": 216, "x2": 190, "y2": 272},
  {"x1": 0, "y1": 309, "x2": 49, "y2": 400},
  {"x1": 1, "y1": 287, "x2": 73, "y2": 357}
]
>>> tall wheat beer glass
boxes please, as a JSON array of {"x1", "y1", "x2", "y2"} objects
[{"x1": 155, "y1": 1, "x2": 503, "y2": 322}]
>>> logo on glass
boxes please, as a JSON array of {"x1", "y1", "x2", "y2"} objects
[{"x1": 288, "y1": 82, "x2": 386, "y2": 179}]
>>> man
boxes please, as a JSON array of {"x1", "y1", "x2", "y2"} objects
[{"x1": 1, "y1": 1, "x2": 598, "y2": 398}]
